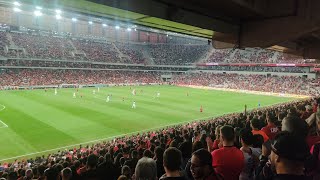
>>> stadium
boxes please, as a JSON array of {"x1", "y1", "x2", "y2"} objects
[{"x1": 0, "y1": 0, "x2": 320, "y2": 180}]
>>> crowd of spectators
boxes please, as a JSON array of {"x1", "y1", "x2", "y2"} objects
[
  {"x1": 0, "y1": 31, "x2": 318, "y2": 66},
  {"x1": 0, "y1": 70, "x2": 319, "y2": 95},
  {"x1": 10, "y1": 32, "x2": 73, "y2": 59},
  {"x1": 203, "y1": 66, "x2": 308, "y2": 73},
  {"x1": 173, "y1": 72, "x2": 320, "y2": 96},
  {"x1": 149, "y1": 44, "x2": 210, "y2": 65},
  {"x1": 0, "y1": 91, "x2": 319, "y2": 180},
  {"x1": 205, "y1": 48, "x2": 316, "y2": 64},
  {"x1": 0, "y1": 70, "x2": 161, "y2": 87},
  {"x1": 115, "y1": 43, "x2": 145, "y2": 64},
  {"x1": 72, "y1": 40, "x2": 120, "y2": 63}
]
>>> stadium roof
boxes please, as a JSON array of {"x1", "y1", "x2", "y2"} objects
[{"x1": 12, "y1": 0, "x2": 320, "y2": 60}]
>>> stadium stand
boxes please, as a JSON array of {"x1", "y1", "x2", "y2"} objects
[{"x1": 205, "y1": 48, "x2": 316, "y2": 64}]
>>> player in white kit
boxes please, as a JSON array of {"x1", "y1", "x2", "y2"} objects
[
  {"x1": 97, "y1": 87, "x2": 100, "y2": 92},
  {"x1": 73, "y1": 92, "x2": 76, "y2": 98},
  {"x1": 132, "y1": 101, "x2": 136, "y2": 109},
  {"x1": 54, "y1": 88, "x2": 57, "y2": 95},
  {"x1": 157, "y1": 92, "x2": 160, "y2": 97},
  {"x1": 106, "y1": 95, "x2": 110, "y2": 102},
  {"x1": 93, "y1": 90, "x2": 96, "y2": 95}
]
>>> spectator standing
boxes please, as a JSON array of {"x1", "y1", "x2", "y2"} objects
[{"x1": 211, "y1": 125, "x2": 245, "y2": 180}]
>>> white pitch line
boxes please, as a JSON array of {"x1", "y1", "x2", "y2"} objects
[
  {"x1": 0, "y1": 104, "x2": 5, "y2": 111},
  {"x1": 0, "y1": 104, "x2": 8, "y2": 128},
  {"x1": 0, "y1": 99, "x2": 295, "y2": 162}
]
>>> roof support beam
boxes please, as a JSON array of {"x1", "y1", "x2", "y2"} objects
[{"x1": 92, "y1": 0, "x2": 239, "y2": 33}]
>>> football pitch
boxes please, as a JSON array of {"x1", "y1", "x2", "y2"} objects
[{"x1": 0, "y1": 85, "x2": 295, "y2": 161}]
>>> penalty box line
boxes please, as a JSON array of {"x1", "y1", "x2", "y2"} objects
[{"x1": 0, "y1": 104, "x2": 8, "y2": 128}]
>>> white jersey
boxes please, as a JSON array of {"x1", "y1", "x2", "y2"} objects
[
  {"x1": 73, "y1": 92, "x2": 76, "y2": 98},
  {"x1": 54, "y1": 88, "x2": 57, "y2": 95},
  {"x1": 97, "y1": 87, "x2": 100, "y2": 92},
  {"x1": 132, "y1": 89, "x2": 136, "y2": 95},
  {"x1": 157, "y1": 92, "x2": 160, "y2": 97},
  {"x1": 93, "y1": 90, "x2": 96, "y2": 95},
  {"x1": 132, "y1": 101, "x2": 136, "y2": 108},
  {"x1": 106, "y1": 96, "x2": 110, "y2": 102}
]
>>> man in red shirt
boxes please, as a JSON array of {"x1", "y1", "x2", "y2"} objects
[
  {"x1": 251, "y1": 118, "x2": 269, "y2": 142},
  {"x1": 261, "y1": 114, "x2": 279, "y2": 140},
  {"x1": 211, "y1": 125, "x2": 244, "y2": 180}
]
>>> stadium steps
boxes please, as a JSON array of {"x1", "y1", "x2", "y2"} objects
[
  {"x1": 199, "y1": 47, "x2": 215, "y2": 63},
  {"x1": 68, "y1": 40, "x2": 77, "y2": 51},
  {"x1": 141, "y1": 47, "x2": 155, "y2": 65},
  {"x1": 112, "y1": 42, "x2": 125, "y2": 57},
  {"x1": 6, "y1": 33, "x2": 15, "y2": 46}
]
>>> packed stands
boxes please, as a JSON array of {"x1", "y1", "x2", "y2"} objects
[
  {"x1": 10, "y1": 32, "x2": 72, "y2": 59},
  {"x1": 0, "y1": 31, "x2": 317, "y2": 65},
  {"x1": 205, "y1": 48, "x2": 316, "y2": 64},
  {"x1": 205, "y1": 66, "x2": 308, "y2": 73},
  {"x1": 149, "y1": 44, "x2": 209, "y2": 65},
  {"x1": 173, "y1": 72, "x2": 320, "y2": 96},
  {"x1": 0, "y1": 70, "x2": 161, "y2": 87}
]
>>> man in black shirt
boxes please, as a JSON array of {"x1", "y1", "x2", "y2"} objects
[{"x1": 270, "y1": 132, "x2": 311, "y2": 180}]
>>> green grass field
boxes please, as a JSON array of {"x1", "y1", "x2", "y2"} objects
[{"x1": 0, "y1": 85, "x2": 295, "y2": 162}]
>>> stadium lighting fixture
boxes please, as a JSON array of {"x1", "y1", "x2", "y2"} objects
[
  {"x1": 72, "y1": 18, "x2": 77, "y2": 22},
  {"x1": 13, "y1": 2, "x2": 21, "y2": 6},
  {"x1": 35, "y1": 6, "x2": 42, "y2": 10},
  {"x1": 134, "y1": 28, "x2": 137, "y2": 31},
  {"x1": 13, "y1": 7, "x2": 21, "y2": 12},
  {"x1": 166, "y1": 34, "x2": 169, "y2": 37},
  {"x1": 127, "y1": 28, "x2": 132, "y2": 32},
  {"x1": 102, "y1": 24, "x2": 107, "y2": 27},
  {"x1": 34, "y1": 10, "x2": 42, "y2": 16},
  {"x1": 55, "y1": 9, "x2": 62, "y2": 14},
  {"x1": 115, "y1": 25, "x2": 120, "y2": 29},
  {"x1": 88, "y1": 21, "x2": 93, "y2": 25},
  {"x1": 55, "y1": 14, "x2": 61, "y2": 20}
]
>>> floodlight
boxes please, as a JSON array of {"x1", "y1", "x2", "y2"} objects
[
  {"x1": 115, "y1": 25, "x2": 120, "y2": 29},
  {"x1": 35, "y1": 6, "x2": 42, "y2": 10},
  {"x1": 127, "y1": 28, "x2": 131, "y2": 31},
  {"x1": 134, "y1": 28, "x2": 137, "y2": 31},
  {"x1": 34, "y1": 10, "x2": 42, "y2": 16},
  {"x1": 88, "y1": 21, "x2": 93, "y2": 25},
  {"x1": 102, "y1": 24, "x2": 107, "y2": 27},
  {"x1": 72, "y1": 18, "x2": 77, "y2": 22},
  {"x1": 55, "y1": 9, "x2": 61, "y2": 14},
  {"x1": 13, "y1": 2, "x2": 21, "y2": 6},
  {"x1": 56, "y1": 14, "x2": 61, "y2": 20},
  {"x1": 13, "y1": 7, "x2": 21, "y2": 12}
]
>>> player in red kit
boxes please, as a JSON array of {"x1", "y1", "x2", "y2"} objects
[{"x1": 200, "y1": 105, "x2": 203, "y2": 113}]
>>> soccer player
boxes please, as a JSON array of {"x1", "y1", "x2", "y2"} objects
[
  {"x1": 132, "y1": 101, "x2": 136, "y2": 109},
  {"x1": 73, "y1": 92, "x2": 76, "y2": 98},
  {"x1": 132, "y1": 89, "x2": 136, "y2": 96},
  {"x1": 157, "y1": 92, "x2": 160, "y2": 97},
  {"x1": 54, "y1": 88, "x2": 57, "y2": 95},
  {"x1": 93, "y1": 90, "x2": 96, "y2": 95},
  {"x1": 106, "y1": 95, "x2": 110, "y2": 102},
  {"x1": 97, "y1": 87, "x2": 100, "y2": 92}
]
